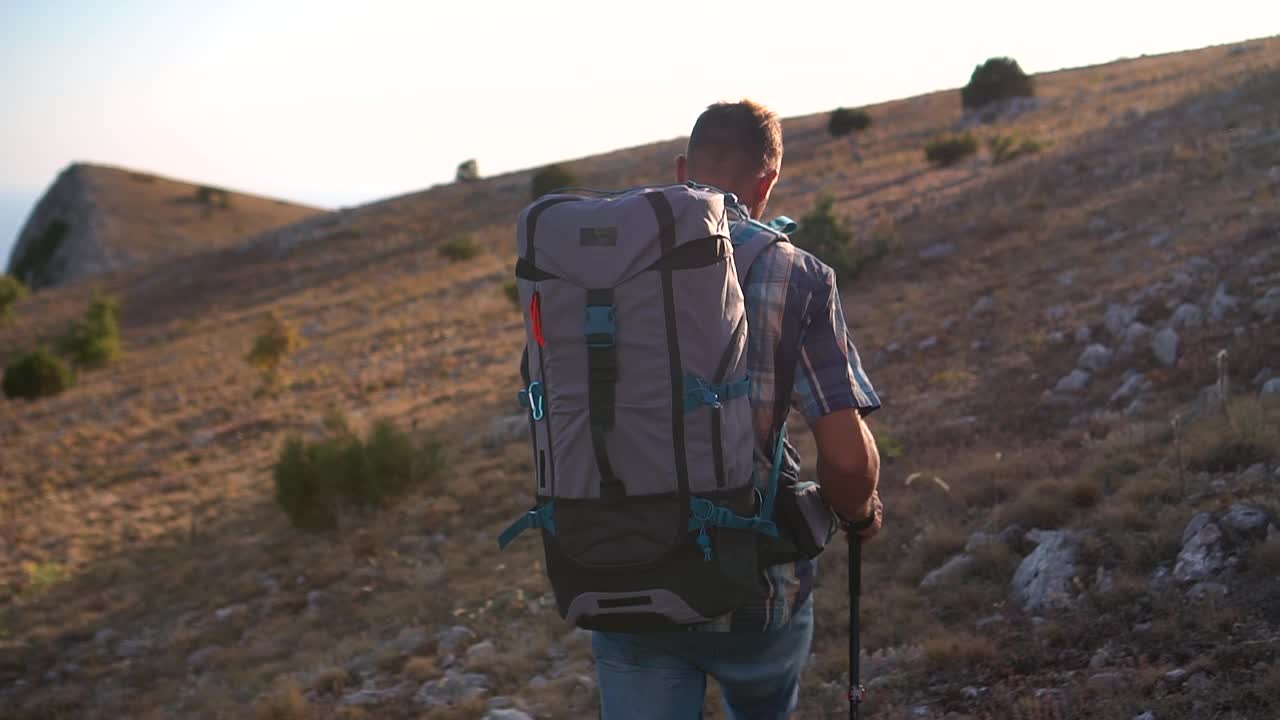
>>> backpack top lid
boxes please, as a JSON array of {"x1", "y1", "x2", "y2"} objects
[{"x1": 518, "y1": 184, "x2": 732, "y2": 289}]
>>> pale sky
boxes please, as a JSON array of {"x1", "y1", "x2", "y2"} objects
[{"x1": 2, "y1": 0, "x2": 1276, "y2": 265}]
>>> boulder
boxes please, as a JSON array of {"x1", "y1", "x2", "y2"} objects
[
  {"x1": 1110, "y1": 372, "x2": 1152, "y2": 406},
  {"x1": 436, "y1": 625, "x2": 477, "y2": 653},
  {"x1": 1103, "y1": 303, "x2": 1138, "y2": 338},
  {"x1": 1011, "y1": 530, "x2": 1079, "y2": 610},
  {"x1": 920, "y1": 554, "x2": 976, "y2": 589},
  {"x1": 1117, "y1": 322, "x2": 1152, "y2": 359},
  {"x1": 1151, "y1": 328, "x2": 1179, "y2": 367},
  {"x1": 1262, "y1": 378, "x2": 1280, "y2": 398},
  {"x1": 1253, "y1": 287, "x2": 1280, "y2": 318},
  {"x1": 1209, "y1": 283, "x2": 1239, "y2": 321},
  {"x1": 1221, "y1": 504, "x2": 1269, "y2": 539},
  {"x1": 969, "y1": 296, "x2": 994, "y2": 317},
  {"x1": 1055, "y1": 369, "x2": 1090, "y2": 393},
  {"x1": 1174, "y1": 513, "x2": 1226, "y2": 583},
  {"x1": 414, "y1": 669, "x2": 491, "y2": 707},
  {"x1": 1077, "y1": 344, "x2": 1114, "y2": 372}
]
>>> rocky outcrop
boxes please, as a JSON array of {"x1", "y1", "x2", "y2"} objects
[{"x1": 6, "y1": 165, "x2": 114, "y2": 289}]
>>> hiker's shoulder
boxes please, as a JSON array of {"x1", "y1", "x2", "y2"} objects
[{"x1": 750, "y1": 235, "x2": 836, "y2": 288}]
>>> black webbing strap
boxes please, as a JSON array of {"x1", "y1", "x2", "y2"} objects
[{"x1": 585, "y1": 288, "x2": 623, "y2": 498}]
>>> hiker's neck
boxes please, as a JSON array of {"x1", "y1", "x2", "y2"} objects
[{"x1": 676, "y1": 155, "x2": 774, "y2": 219}]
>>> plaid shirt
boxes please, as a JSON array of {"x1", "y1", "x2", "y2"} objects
[{"x1": 695, "y1": 218, "x2": 881, "y2": 632}]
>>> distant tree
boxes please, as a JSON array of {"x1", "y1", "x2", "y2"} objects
[
  {"x1": 195, "y1": 185, "x2": 231, "y2": 209},
  {"x1": 828, "y1": 107, "x2": 872, "y2": 137},
  {"x1": 791, "y1": 195, "x2": 893, "y2": 279},
  {"x1": 530, "y1": 164, "x2": 578, "y2": 200},
  {"x1": 0, "y1": 274, "x2": 27, "y2": 323},
  {"x1": 962, "y1": 57, "x2": 1035, "y2": 110},
  {"x1": 246, "y1": 312, "x2": 301, "y2": 394},
  {"x1": 456, "y1": 159, "x2": 480, "y2": 182}
]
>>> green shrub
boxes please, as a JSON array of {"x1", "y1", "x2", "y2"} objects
[
  {"x1": 456, "y1": 159, "x2": 480, "y2": 182},
  {"x1": 530, "y1": 164, "x2": 578, "y2": 200},
  {"x1": 961, "y1": 57, "x2": 1034, "y2": 110},
  {"x1": 246, "y1": 312, "x2": 301, "y2": 393},
  {"x1": 828, "y1": 107, "x2": 872, "y2": 137},
  {"x1": 791, "y1": 195, "x2": 893, "y2": 279},
  {"x1": 195, "y1": 185, "x2": 231, "y2": 208},
  {"x1": 64, "y1": 294, "x2": 122, "y2": 368},
  {"x1": 989, "y1": 135, "x2": 1044, "y2": 164},
  {"x1": 273, "y1": 418, "x2": 446, "y2": 531},
  {"x1": 3, "y1": 347, "x2": 76, "y2": 400},
  {"x1": 0, "y1": 274, "x2": 27, "y2": 322},
  {"x1": 925, "y1": 133, "x2": 979, "y2": 166},
  {"x1": 439, "y1": 235, "x2": 481, "y2": 262},
  {"x1": 877, "y1": 432, "x2": 905, "y2": 462},
  {"x1": 11, "y1": 220, "x2": 68, "y2": 288}
]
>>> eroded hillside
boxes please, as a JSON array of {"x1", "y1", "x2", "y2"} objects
[{"x1": 1, "y1": 37, "x2": 1279, "y2": 719}]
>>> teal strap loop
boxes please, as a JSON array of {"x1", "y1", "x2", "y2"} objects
[
  {"x1": 683, "y1": 374, "x2": 751, "y2": 413},
  {"x1": 768, "y1": 216, "x2": 798, "y2": 234},
  {"x1": 687, "y1": 498, "x2": 778, "y2": 536},
  {"x1": 759, "y1": 424, "x2": 787, "y2": 523},
  {"x1": 497, "y1": 502, "x2": 556, "y2": 550}
]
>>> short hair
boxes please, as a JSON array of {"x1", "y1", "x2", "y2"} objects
[{"x1": 686, "y1": 100, "x2": 783, "y2": 178}]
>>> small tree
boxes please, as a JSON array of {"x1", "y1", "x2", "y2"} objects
[
  {"x1": 925, "y1": 133, "x2": 979, "y2": 167},
  {"x1": 0, "y1": 275, "x2": 27, "y2": 323},
  {"x1": 456, "y1": 159, "x2": 480, "y2": 182},
  {"x1": 246, "y1": 312, "x2": 301, "y2": 394},
  {"x1": 828, "y1": 107, "x2": 872, "y2": 137},
  {"x1": 65, "y1": 294, "x2": 122, "y2": 368},
  {"x1": 962, "y1": 57, "x2": 1034, "y2": 110},
  {"x1": 792, "y1": 196, "x2": 895, "y2": 280},
  {"x1": 530, "y1": 164, "x2": 577, "y2": 200},
  {"x1": 3, "y1": 347, "x2": 75, "y2": 400}
]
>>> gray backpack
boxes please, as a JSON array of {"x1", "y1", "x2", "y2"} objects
[{"x1": 497, "y1": 183, "x2": 790, "y2": 631}]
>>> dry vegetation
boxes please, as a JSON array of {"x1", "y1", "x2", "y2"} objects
[{"x1": 2, "y1": 37, "x2": 1280, "y2": 719}]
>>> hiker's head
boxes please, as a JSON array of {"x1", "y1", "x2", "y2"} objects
[{"x1": 676, "y1": 100, "x2": 783, "y2": 219}]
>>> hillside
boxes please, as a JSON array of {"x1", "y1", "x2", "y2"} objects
[
  {"x1": 5, "y1": 163, "x2": 323, "y2": 290},
  {"x1": 2, "y1": 37, "x2": 1279, "y2": 719}
]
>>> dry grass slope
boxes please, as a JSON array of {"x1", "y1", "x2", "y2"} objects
[{"x1": 2, "y1": 36, "x2": 1279, "y2": 719}]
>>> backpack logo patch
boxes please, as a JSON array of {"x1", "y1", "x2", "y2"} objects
[{"x1": 579, "y1": 227, "x2": 618, "y2": 247}]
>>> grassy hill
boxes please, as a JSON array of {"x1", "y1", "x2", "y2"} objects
[
  {"x1": 1, "y1": 37, "x2": 1278, "y2": 719},
  {"x1": 5, "y1": 163, "x2": 323, "y2": 290}
]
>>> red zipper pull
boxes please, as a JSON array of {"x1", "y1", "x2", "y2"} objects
[{"x1": 531, "y1": 291, "x2": 546, "y2": 348}]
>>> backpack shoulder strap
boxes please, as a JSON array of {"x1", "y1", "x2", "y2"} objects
[{"x1": 731, "y1": 216, "x2": 794, "y2": 286}]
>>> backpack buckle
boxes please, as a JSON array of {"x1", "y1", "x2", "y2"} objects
[{"x1": 584, "y1": 305, "x2": 616, "y2": 348}]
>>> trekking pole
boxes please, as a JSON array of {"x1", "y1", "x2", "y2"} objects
[{"x1": 847, "y1": 517, "x2": 874, "y2": 720}]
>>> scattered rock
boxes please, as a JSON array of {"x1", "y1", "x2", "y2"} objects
[
  {"x1": 1185, "y1": 257, "x2": 1214, "y2": 276},
  {"x1": 1254, "y1": 368, "x2": 1274, "y2": 387},
  {"x1": 485, "y1": 710, "x2": 535, "y2": 720},
  {"x1": 306, "y1": 590, "x2": 333, "y2": 613},
  {"x1": 1151, "y1": 328, "x2": 1179, "y2": 367},
  {"x1": 1253, "y1": 287, "x2": 1280, "y2": 318},
  {"x1": 1149, "y1": 232, "x2": 1172, "y2": 249},
  {"x1": 1058, "y1": 270, "x2": 1076, "y2": 286},
  {"x1": 1087, "y1": 672, "x2": 1125, "y2": 693},
  {"x1": 1237, "y1": 464, "x2": 1269, "y2": 487},
  {"x1": 1262, "y1": 378, "x2": 1280, "y2": 398},
  {"x1": 970, "y1": 338, "x2": 992, "y2": 352},
  {"x1": 1104, "y1": 303, "x2": 1138, "y2": 337},
  {"x1": 920, "y1": 554, "x2": 976, "y2": 589},
  {"x1": 436, "y1": 625, "x2": 477, "y2": 653},
  {"x1": 388, "y1": 627, "x2": 433, "y2": 656},
  {"x1": 1093, "y1": 567, "x2": 1115, "y2": 594},
  {"x1": 1074, "y1": 326, "x2": 1094, "y2": 343},
  {"x1": 917, "y1": 336, "x2": 938, "y2": 351},
  {"x1": 1168, "y1": 303, "x2": 1203, "y2": 331},
  {"x1": 1045, "y1": 304, "x2": 1070, "y2": 323},
  {"x1": 1011, "y1": 530, "x2": 1079, "y2": 610},
  {"x1": 414, "y1": 669, "x2": 491, "y2": 707},
  {"x1": 1165, "y1": 668, "x2": 1188, "y2": 683},
  {"x1": 969, "y1": 296, "x2": 994, "y2": 317},
  {"x1": 1187, "y1": 582, "x2": 1229, "y2": 601},
  {"x1": 115, "y1": 638, "x2": 151, "y2": 660},
  {"x1": 1133, "y1": 711, "x2": 1156, "y2": 720},
  {"x1": 1186, "y1": 672, "x2": 1213, "y2": 692},
  {"x1": 342, "y1": 680, "x2": 418, "y2": 707},
  {"x1": 186, "y1": 645, "x2": 222, "y2": 670},
  {"x1": 1109, "y1": 372, "x2": 1152, "y2": 406},
  {"x1": 1174, "y1": 513, "x2": 1226, "y2": 583},
  {"x1": 93, "y1": 628, "x2": 119, "y2": 649},
  {"x1": 918, "y1": 242, "x2": 957, "y2": 260},
  {"x1": 1221, "y1": 504, "x2": 1270, "y2": 538},
  {"x1": 1077, "y1": 344, "x2": 1114, "y2": 372},
  {"x1": 466, "y1": 640, "x2": 497, "y2": 663},
  {"x1": 1055, "y1": 369, "x2": 1090, "y2": 393},
  {"x1": 1117, "y1": 322, "x2": 1152, "y2": 359},
  {"x1": 1089, "y1": 649, "x2": 1111, "y2": 669},
  {"x1": 1209, "y1": 283, "x2": 1239, "y2": 321},
  {"x1": 214, "y1": 604, "x2": 248, "y2": 623}
]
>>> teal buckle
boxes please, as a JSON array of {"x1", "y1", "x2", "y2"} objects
[
  {"x1": 683, "y1": 375, "x2": 750, "y2": 413},
  {"x1": 687, "y1": 496, "x2": 779, "y2": 563},
  {"x1": 517, "y1": 381, "x2": 545, "y2": 421},
  {"x1": 497, "y1": 502, "x2": 556, "y2": 550},
  {"x1": 584, "y1": 305, "x2": 616, "y2": 348}
]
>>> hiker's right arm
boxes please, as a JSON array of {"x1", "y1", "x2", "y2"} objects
[{"x1": 791, "y1": 265, "x2": 883, "y2": 536}]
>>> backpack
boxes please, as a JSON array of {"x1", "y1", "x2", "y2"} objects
[{"x1": 497, "y1": 183, "x2": 790, "y2": 631}]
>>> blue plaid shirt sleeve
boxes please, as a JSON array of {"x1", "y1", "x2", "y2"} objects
[{"x1": 791, "y1": 264, "x2": 881, "y2": 424}]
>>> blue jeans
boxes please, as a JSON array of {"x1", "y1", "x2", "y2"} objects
[{"x1": 591, "y1": 598, "x2": 815, "y2": 720}]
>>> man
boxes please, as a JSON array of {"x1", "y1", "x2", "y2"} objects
[{"x1": 590, "y1": 100, "x2": 884, "y2": 719}]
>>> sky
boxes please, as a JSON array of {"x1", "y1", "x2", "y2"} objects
[{"x1": 2, "y1": 0, "x2": 1277, "y2": 266}]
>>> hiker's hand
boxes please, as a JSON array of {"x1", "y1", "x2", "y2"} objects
[{"x1": 845, "y1": 490, "x2": 882, "y2": 541}]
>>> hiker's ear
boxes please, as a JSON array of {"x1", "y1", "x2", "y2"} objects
[
  {"x1": 753, "y1": 168, "x2": 779, "y2": 208},
  {"x1": 675, "y1": 154, "x2": 688, "y2": 183}
]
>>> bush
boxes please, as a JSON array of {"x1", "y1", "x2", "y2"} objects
[
  {"x1": 246, "y1": 312, "x2": 301, "y2": 393},
  {"x1": 961, "y1": 57, "x2": 1034, "y2": 110},
  {"x1": 0, "y1": 274, "x2": 27, "y2": 322},
  {"x1": 273, "y1": 417, "x2": 446, "y2": 531},
  {"x1": 3, "y1": 347, "x2": 75, "y2": 400},
  {"x1": 456, "y1": 159, "x2": 480, "y2": 182},
  {"x1": 791, "y1": 195, "x2": 893, "y2": 279},
  {"x1": 989, "y1": 134, "x2": 1044, "y2": 164},
  {"x1": 195, "y1": 185, "x2": 231, "y2": 209},
  {"x1": 439, "y1": 235, "x2": 481, "y2": 262},
  {"x1": 828, "y1": 107, "x2": 872, "y2": 137},
  {"x1": 925, "y1": 133, "x2": 979, "y2": 166},
  {"x1": 530, "y1": 164, "x2": 577, "y2": 200},
  {"x1": 64, "y1": 294, "x2": 122, "y2": 368}
]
